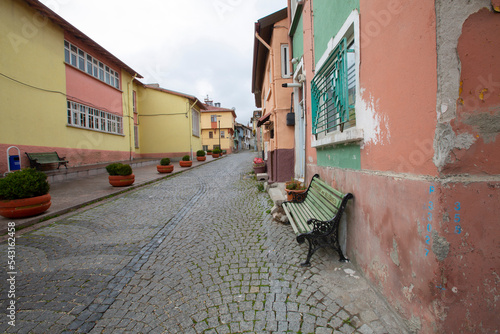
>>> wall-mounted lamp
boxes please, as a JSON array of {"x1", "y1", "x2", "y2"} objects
[{"x1": 291, "y1": 58, "x2": 299, "y2": 64}]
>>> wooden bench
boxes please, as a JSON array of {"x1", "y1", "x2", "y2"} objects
[
  {"x1": 25, "y1": 152, "x2": 68, "y2": 170},
  {"x1": 282, "y1": 174, "x2": 353, "y2": 267}
]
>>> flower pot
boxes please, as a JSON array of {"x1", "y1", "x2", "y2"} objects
[
  {"x1": 179, "y1": 161, "x2": 192, "y2": 167},
  {"x1": 286, "y1": 189, "x2": 307, "y2": 201},
  {"x1": 0, "y1": 194, "x2": 51, "y2": 219},
  {"x1": 157, "y1": 165, "x2": 174, "y2": 173},
  {"x1": 196, "y1": 156, "x2": 206, "y2": 161},
  {"x1": 212, "y1": 153, "x2": 220, "y2": 158},
  {"x1": 253, "y1": 163, "x2": 266, "y2": 174},
  {"x1": 109, "y1": 174, "x2": 135, "y2": 187}
]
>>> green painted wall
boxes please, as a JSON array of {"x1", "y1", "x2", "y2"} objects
[
  {"x1": 313, "y1": 0, "x2": 359, "y2": 64},
  {"x1": 317, "y1": 143, "x2": 361, "y2": 169},
  {"x1": 291, "y1": 14, "x2": 304, "y2": 71}
]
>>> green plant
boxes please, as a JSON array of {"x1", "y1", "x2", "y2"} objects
[
  {"x1": 212, "y1": 148, "x2": 221, "y2": 154},
  {"x1": 160, "y1": 158, "x2": 170, "y2": 166},
  {"x1": 286, "y1": 179, "x2": 306, "y2": 190},
  {"x1": 257, "y1": 183, "x2": 265, "y2": 192},
  {"x1": 207, "y1": 149, "x2": 212, "y2": 154},
  {"x1": 0, "y1": 168, "x2": 50, "y2": 200},
  {"x1": 196, "y1": 150, "x2": 206, "y2": 157},
  {"x1": 182, "y1": 155, "x2": 191, "y2": 161},
  {"x1": 106, "y1": 163, "x2": 132, "y2": 176}
]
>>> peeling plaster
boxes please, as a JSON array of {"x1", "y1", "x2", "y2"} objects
[
  {"x1": 357, "y1": 89, "x2": 391, "y2": 147},
  {"x1": 462, "y1": 110, "x2": 500, "y2": 143},
  {"x1": 433, "y1": 122, "x2": 476, "y2": 170},
  {"x1": 431, "y1": 230, "x2": 450, "y2": 262},
  {"x1": 390, "y1": 238, "x2": 400, "y2": 267},
  {"x1": 434, "y1": 0, "x2": 490, "y2": 169}
]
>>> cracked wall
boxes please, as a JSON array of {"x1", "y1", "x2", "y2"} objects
[{"x1": 434, "y1": 0, "x2": 500, "y2": 174}]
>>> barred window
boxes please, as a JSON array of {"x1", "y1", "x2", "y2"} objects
[
  {"x1": 64, "y1": 41, "x2": 120, "y2": 90},
  {"x1": 311, "y1": 38, "x2": 355, "y2": 135},
  {"x1": 67, "y1": 100, "x2": 123, "y2": 135}
]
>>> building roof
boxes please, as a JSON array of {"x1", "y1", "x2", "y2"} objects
[
  {"x1": 251, "y1": 8, "x2": 288, "y2": 108},
  {"x1": 201, "y1": 104, "x2": 237, "y2": 118},
  {"x1": 23, "y1": 0, "x2": 142, "y2": 78},
  {"x1": 140, "y1": 83, "x2": 206, "y2": 110}
]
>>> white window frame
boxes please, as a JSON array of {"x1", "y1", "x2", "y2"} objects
[
  {"x1": 281, "y1": 44, "x2": 291, "y2": 78},
  {"x1": 67, "y1": 100, "x2": 123, "y2": 135},
  {"x1": 64, "y1": 41, "x2": 120, "y2": 90},
  {"x1": 312, "y1": 10, "x2": 364, "y2": 148},
  {"x1": 192, "y1": 108, "x2": 200, "y2": 137}
]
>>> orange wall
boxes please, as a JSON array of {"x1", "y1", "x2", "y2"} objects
[{"x1": 358, "y1": 0, "x2": 438, "y2": 176}]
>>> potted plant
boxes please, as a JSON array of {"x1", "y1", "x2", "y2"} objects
[
  {"x1": 106, "y1": 163, "x2": 135, "y2": 187},
  {"x1": 179, "y1": 155, "x2": 192, "y2": 167},
  {"x1": 285, "y1": 179, "x2": 307, "y2": 201},
  {"x1": 253, "y1": 157, "x2": 266, "y2": 173},
  {"x1": 157, "y1": 158, "x2": 174, "y2": 173},
  {"x1": 196, "y1": 150, "x2": 206, "y2": 161},
  {"x1": 0, "y1": 168, "x2": 51, "y2": 218},
  {"x1": 212, "y1": 148, "x2": 221, "y2": 158}
]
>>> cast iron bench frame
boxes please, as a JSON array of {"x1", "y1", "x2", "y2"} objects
[
  {"x1": 282, "y1": 174, "x2": 353, "y2": 267},
  {"x1": 25, "y1": 152, "x2": 68, "y2": 170}
]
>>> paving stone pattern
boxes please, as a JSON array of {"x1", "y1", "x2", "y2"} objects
[{"x1": 0, "y1": 151, "x2": 408, "y2": 333}]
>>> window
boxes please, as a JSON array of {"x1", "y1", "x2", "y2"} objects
[
  {"x1": 209, "y1": 131, "x2": 213, "y2": 139},
  {"x1": 221, "y1": 131, "x2": 225, "y2": 139},
  {"x1": 134, "y1": 126, "x2": 139, "y2": 148},
  {"x1": 211, "y1": 115, "x2": 217, "y2": 122},
  {"x1": 281, "y1": 44, "x2": 291, "y2": 78},
  {"x1": 203, "y1": 145, "x2": 208, "y2": 151},
  {"x1": 64, "y1": 41, "x2": 120, "y2": 89},
  {"x1": 133, "y1": 91, "x2": 137, "y2": 113},
  {"x1": 192, "y1": 109, "x2": 200, "y2": 137},
  {"x1": 67, "y1": 100, "x2": 123, "y2": 135}
]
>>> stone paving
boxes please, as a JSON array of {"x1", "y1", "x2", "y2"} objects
[{"x1": 0, "y1": 151, "x2": 409, "y2": 333}]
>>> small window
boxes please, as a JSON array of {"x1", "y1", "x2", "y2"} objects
[
  {"x1": 281, "y1": 44, "x2": 291, "y2": 78},
  {"x1": 209, "y1": 131, "x2": 213, "y2": 139},
  {"x1": 221, "y1": 131, "x2": 225, "y2": 139}
]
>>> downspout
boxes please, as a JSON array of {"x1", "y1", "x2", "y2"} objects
[{"x1": 127, "y1": 73, "x2": 138, "y2": 161}]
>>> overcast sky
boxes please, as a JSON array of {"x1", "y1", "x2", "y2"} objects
[{"x1": 40, "y1": 0, "x2": 287, "y2": 125}]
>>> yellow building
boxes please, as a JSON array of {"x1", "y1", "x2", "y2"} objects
[
  {"x1": 134, "y1": 84, "x2": 205, "y2": 160},
  {"x1": 0, "y1": 0, "x2": 205, "y2": 173},
  {"x1": 200, "y1": 98, "x2": 236, "y2": 153}
]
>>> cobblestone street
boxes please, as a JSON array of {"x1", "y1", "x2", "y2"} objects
[{"x1": 1, "y1": 151, "x2": 407, "y2": 334}]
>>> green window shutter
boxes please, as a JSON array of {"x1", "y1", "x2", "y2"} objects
[{"x1": 311, "y1": 38, "x2": 355, "y2": 135}]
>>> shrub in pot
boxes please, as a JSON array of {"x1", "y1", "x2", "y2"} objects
[
  {"x1": 0, "y1": 168, "x2": 51, "y2": 218},
  {"x1": 179, "y1": 155, "x2": 192, "y2": 167},
  {"x1": 196, "y1": 150, "x2": 206, "y2": 161},
  {"x1": 212, "y1": 148, "x2": 221, "y2": 158},
  {"x1": 285, "y1": 179, "x2": 307, "y2": 201},
  {"x1": 106, "y1": 163, "x2": 135, "y2": 187},
  {"x1": 157, "y1": 158, "x2": 174, "y2": 173}
]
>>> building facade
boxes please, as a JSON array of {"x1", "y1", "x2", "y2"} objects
[
  {"x1": 286, "y1": 0, "x2": 500, "y2": 333},
  {"x1": 200, "y1": 98, "x2": 236, "y2": 153},
  {"x1": 252, "y1": 8, "x2": 294, "y2": 182},
  {"x1": 0, "y1": 0, "x2": 205, "y2": 173}
]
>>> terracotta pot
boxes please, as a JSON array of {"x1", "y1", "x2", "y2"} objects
[
  {"x1": 109, "y1": 174, "x2": 135, "y2": 187},
  {"x1": 286, "y1": 189, "x2": 307, "y2": 201},
  {"x1": 196, "y1": 156, "x2": 206, "y2": 161},
  {"x1": 157, "y1": 165, "x2": 174, "y2": 173},
  {"x1": 212, "y1": 153, "x2": 220, "y2": 158},
  {"x1": 253, "y1": 164, "x2": 266, "y2": 174},
  {"x1": 0, "y1": 194, "x2": 51, "y2": 219},
  {"x1": 179, "y1": 161, "x2": 192, "y2": 167}
]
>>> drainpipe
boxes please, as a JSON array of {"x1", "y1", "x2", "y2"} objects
[{"x1": 128, "y1": 73, "x2": 138, "y2": 161}]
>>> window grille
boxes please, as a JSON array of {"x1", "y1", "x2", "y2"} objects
[{"x1": 311, "y1": 38, "x2": 355, "y2": 134}]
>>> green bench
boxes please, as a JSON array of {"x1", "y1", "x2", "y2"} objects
[
  {"x1": 25, "y1": 152, "x2": 68, "y2": 170},
  {"x1": 282, "y1": 174, "x2": 353, "y2": 267}
]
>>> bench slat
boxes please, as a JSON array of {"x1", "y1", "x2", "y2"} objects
[
  {"x1": 310, "y1": 182, "x2": 343, "y2": 209},
  {"x1": 314, "y1": 177, "x2": 345, "y2": 199},
  {"x1": 306, "y1": 190, "x2": 338, "y2": 218},
  {"x1": 285, "y1": 202, "x2": 311, "y2": 234}
]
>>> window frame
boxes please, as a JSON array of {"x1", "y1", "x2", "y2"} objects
[
  {"x1": 67, "y1": 100, "x2": 123, "y2": 135},
  {"x1": 281, "y1": 44, "x2": 291, "y2": 78},
  {"x1": 64, "y1": 40, "x2": 120, "y2": 90},
  {"x1": 311, "y1": 10, "x2": 363, "y2": 148}
]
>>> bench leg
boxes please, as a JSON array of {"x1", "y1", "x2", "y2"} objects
[{"x1": 298, "y1": 236, "x2": 321, "y2": 267}]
